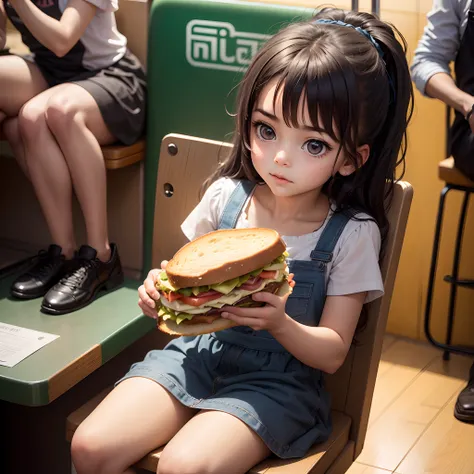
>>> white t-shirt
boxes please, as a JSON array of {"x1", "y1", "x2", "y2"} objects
[
  {"x1": 58, "y1": 0, "x2": 126, "y2": 70},
  {"x1": 181, "y1": 178, "x2": 384, "y2": 304}
]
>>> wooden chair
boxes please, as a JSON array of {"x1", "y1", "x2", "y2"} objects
[
  {"x1": 66, "y1": 134, "x2": 413, "y2": 473},
  {"x1": 424, "y1": 157, "x2": 474, "y2": 359}
]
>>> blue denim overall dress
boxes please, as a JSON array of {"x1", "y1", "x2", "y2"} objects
[{"x1": 119, "y1": 180, "x2": 352, "y2": 459}]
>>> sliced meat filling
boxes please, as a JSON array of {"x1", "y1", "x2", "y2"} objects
[{"x1": 182, "y1": 281, "x2": 284, "y2": 325}]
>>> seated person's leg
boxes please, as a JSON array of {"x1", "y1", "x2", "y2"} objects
[
  {"x1": 0, "y1": 56, "x2": 75, "y2": 300},
  {"x1": 10, "y1": 81, "x2": 125, "y2": 312},
  {"x1": 158, "y1": 410, "x2": 271, "y2": 474},
  {"x1": 37, "y1": 83, "x2": 124, "y2": 314},
  {"x1": 0, "y1": 55, "x2": 49, "y2": 176},
  {"x1": 10, "y1": 86, "x2": 80, "y2": 299},
  {"x1": 450, "y1": 125, "x2": 474, "y2": 424},
  {"x1": 3, "y1": 117, "x2": 27, "y2": 178},
  {"x1": 455, "y1": 361, "x2": 474, "y2": 423},
  {"x1": 451, "y1": 122, "x2": 474, "y2": 181},
  {"x1": 71, "y1": 377, "x2": 196, "y2": 474}
]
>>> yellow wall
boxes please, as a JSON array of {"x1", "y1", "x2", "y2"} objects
[{"x1": 246, "y1": 0, "x2": 474, "y2": 344}]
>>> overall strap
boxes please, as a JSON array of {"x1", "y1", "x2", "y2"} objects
[
  {"x1": 310, "y1": 211, "x2": 353, "y2": 262},
  {"x1": 218, "y1": 180, "x2": 256, "y2": 229}
]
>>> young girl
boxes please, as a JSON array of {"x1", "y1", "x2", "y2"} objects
[
  {"x1": 71, "y1": 7, "x2": 412, "y2": 474},
  {"x1": 0, "y1": 0, "x2": 145, "y2": 314}
]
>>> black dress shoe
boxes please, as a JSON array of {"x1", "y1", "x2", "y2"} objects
[
  {"x1": 10, "y1": 244, "x2": 67, "y2": 299},
  {"x1": 41, "y1": 243, "x2": 124, "y2": 315},
  {"x1": 454, "y1": 363, "x2": 474, "y2": 423}
]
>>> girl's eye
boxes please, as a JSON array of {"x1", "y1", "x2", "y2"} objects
[
  {"x1": 304, "y1": 139, "x2": 329, "y2": 157},
  {"x1": 256, "y1": 123, "x2": 276, "y2": 141}
]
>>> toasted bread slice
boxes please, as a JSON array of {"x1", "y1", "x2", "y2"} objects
[
  {"x1": 166, "y1": 228, "x2": 286, "y2": 288},
  {"x1": 157, "y1": 281, "x2": 292, "y2": 336}
]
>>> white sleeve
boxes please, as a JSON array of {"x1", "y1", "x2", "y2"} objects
[
  {"x1": 83, "y1": 0, "x2": 118, "y2": 12},
  {"x1": 180, "y1": 179, "x2": 226, "y2": 241},
  {"x1": 327, "y1": 219, "x2": 384, "y2": 304},
  {"x1": 410, "y1": 0, "x2": 463, "y2": 95}
]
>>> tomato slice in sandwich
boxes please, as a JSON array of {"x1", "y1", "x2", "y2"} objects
[
  {"x1": 180, "y1": 291, "x2": 222, "y2": 307},
  {"x1": 163, "y1": 291, "x2": 182, "y2": 302}
]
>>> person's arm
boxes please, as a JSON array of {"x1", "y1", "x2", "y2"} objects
[
  {"x1": 8, "y1": 0, "x2": 96, "y2": 57},
  {"x1": 426, "y1": 73, "x2": 474, "y2": 130},
  {"x1": 0, "y1": 1, "x2": 6, "y2": 50},
  {"x1": 411, "y1": 0, "x2": 464, "y2": 95},
  {"x1": 271, "y1": 292, "x2": 366, "y2": 374},
  {"x1": 412, "y1": 0, "x2": 474, "y2": 130}
]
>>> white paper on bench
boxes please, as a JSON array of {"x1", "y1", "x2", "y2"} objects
[{"x1": 0, "y1": 322, "x2": 59, "y2": 367}]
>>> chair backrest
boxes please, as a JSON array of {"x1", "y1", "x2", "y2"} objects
[
  {"x1": 324, "y1": 179, "x2": 413, "y2": 455},
  {"x1": 152, "y1": 134, "x2": 413, "y2": 457}
]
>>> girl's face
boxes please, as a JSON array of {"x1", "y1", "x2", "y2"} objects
[{"x1": 249, "y1": 78, "x2": 367, "y2": 198}]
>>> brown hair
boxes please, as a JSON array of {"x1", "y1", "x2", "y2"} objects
[{"x1": 205, "y1": 7, "x2": 413, "y2": 243}]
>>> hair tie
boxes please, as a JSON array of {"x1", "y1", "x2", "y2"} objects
[{"x1": 313, "y1": 19, "x2": 384, "y2": 59}]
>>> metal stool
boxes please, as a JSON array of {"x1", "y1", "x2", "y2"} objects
[{"x1": 424, "y1": 157, "x2": 474, "y2": 359}]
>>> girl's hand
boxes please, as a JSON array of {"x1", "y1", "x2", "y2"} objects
[
  {"x1": 221, "y1": 289, "x2": 291, "y2": 333},
  {"x1": 138, "y1": 261, "x2": 168, "y2": 319}
]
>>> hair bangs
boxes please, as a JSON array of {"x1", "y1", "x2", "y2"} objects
[{"x1": 271, "y1": 46, "x2": 356, "y2": 145}]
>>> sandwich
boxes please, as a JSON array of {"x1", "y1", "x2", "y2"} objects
[{"x1": 155, "y1": 228, "x2": 291, "y2": 336}]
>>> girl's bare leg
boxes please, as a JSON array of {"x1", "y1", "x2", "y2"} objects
[
  {"x1": 158, "y1": 410, "x2": 271, "y2": 474},
  {"x1": 71, "y1": 377, "x2": 196, "y2": 474},
  {"x1": 43, "y1": 83, "x2": 115, "y2": 261}
]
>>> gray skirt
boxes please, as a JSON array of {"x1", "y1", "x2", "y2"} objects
[
  {"x1": 30, "y1": 50, "x2": 146, "y2": 145},
  {"x1": 117, "y1": 331, "x2": 332, "y2": 459}
]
